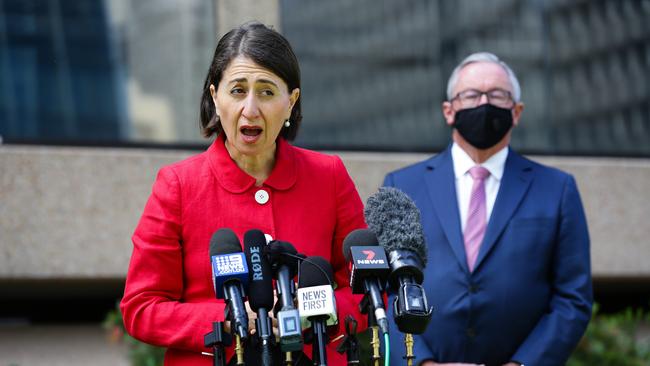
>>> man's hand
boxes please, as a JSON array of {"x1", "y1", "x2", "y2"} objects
[
  {"x1": 245, "y1": 300, "x2": 257, "y2": 334},
  {"x1": 245, "y1": 290, "x2": 280, "y2": 336}
]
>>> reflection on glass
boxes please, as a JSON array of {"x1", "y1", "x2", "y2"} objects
[{"x1": 1, "y1": 0, "x2": 649, "y2": 156}]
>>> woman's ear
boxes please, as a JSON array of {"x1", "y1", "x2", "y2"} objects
[
  {"x1": 289, "y1": 88, "x2": 300, "y2": 111},
  {"x1": 210, "y1": 84, "x2": 220, "y2": 116}
]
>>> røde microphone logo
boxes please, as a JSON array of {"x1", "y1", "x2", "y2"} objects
[
  {"x1": 249, "y1": 246, "x2": 264, "y2": 281},
  {"x1": 352, "y1": 246, "x2": 388, "y2": 266}
]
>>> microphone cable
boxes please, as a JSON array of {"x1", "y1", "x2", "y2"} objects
[
  {"x1": 279, "y1": 251, "x2": 335, "y2": 289},
  {"x1": 384, "y1": 333, "x2": 390, "y2": 366}
]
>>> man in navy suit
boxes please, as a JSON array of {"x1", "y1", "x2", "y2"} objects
[{"x1": 383, "y1": 52, "x2": 592, "y2": 366}]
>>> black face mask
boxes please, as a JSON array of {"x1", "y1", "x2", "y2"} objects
[{"x1": 452, "y1": 104, "x2": 513, "y2": 149}]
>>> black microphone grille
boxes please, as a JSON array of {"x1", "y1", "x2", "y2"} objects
[
  {"x1": 209, "y1": 228, "x2": 242, "y2": 256},
  {"x1": 244, "y1": 229, "x2": 274, "y2": 311},
  {"x1": 342, "y1": 228, "x2": 379, "y2": 262},
  {"x1": 298, "y1": 256, "x2": 333, "y2": 288},
  {"x1": 364, "y1": 187, "x2": 428, "y2": 266},
  {"x1": 243, "y1": 229, "x2": 267, "y2": 252}
]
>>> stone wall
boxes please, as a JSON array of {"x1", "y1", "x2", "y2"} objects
[{"x1": 1, "y1": 145, "x2": 649, "y2": 281}]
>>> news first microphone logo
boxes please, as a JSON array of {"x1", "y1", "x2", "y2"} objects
[
  {"x1": 297, "y1": 285, "x2": 338, "y2": 329},
  {"x1": 213, "y1": 253, "x2": 248, "y2": 276}
]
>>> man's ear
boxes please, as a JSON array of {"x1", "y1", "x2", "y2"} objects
[
  {"x1": 512, "y1": 102, "x2": 524, "y2": 127},
  {"x1": 442, "y1": 101, "x2": 455, "y2": 126}
]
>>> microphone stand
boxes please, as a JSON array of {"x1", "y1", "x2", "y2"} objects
[
  {"x1": 404, "y1": 333, "x2": 415, "y2": 366},
  {"x1": 255, "y1": 309, "x2": 274, "y2": 366},
  {"x1": 224, "y1": 303, "x2": 245, "y2": 366},
  {"x1": 336, "y1": 315, "x2": 360, "y2": 365},
  {"x1": 204, "y1": 321, "x2": 231, "y2": 366},
  {"x1": 360, "y1": 295, "x2": 381, "y2": 366},
  {"x1": 284, "y1": 351, "x2": 293, "y2": 366},
  {"x1": 234, "y1": 334, "x2": 244, "y2": 366},
  {"x1": 311, "y1": 319, "x2": 328, "y2": 366}
]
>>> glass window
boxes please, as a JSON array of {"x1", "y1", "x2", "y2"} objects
[{"x1": 2, "y1": 0, "x2": 649, "y2": 156}]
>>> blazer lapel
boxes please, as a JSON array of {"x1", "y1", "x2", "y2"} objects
[
  {"x1": 474, "y1": 150, "x2": 533, "y2": 271},
  {"x1": 424, "y1": 147, "x2": 469, "y2": 273}
]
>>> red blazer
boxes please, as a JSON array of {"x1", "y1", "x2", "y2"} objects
[{"x1": 121, "y1": 135, "x2": 367, "y2": 365}]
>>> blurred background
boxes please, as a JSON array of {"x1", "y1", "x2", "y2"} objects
[{"x1": 1, "y1": 0, "x2": 649, "y2": 364}]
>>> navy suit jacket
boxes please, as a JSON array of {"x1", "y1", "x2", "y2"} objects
[{"x1": 383, "y1": 146, "x2": 592, "y2": 366}]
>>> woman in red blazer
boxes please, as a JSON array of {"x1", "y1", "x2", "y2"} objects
[{"x1": 120, "y1": 22, "x2": 367, "y2": 365}]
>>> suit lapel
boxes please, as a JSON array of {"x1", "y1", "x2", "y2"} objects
[
  {"x1": 424, "y1": 147, "x2": 469, "y2": 273},
  {"x1": 474, "y1": 150, "x2": 533, "y2": 272}
]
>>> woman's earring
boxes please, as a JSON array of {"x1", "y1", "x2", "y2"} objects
[{"x1": 284, "y1": 119, "x2": 291, "y2": 128}]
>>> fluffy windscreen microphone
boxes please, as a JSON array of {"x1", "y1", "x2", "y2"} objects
[
  {"x1": 365, "y1": 187, "x2": 433, "y2": 334},
  {"x1": 364, "y1": 187, "x2": 427, "y2": 267}
]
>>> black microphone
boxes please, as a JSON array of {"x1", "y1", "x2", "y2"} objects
[
  {"x1": 297, "y1": 256, "x2": 337, "y2": 366},
  {"x1": 266, "y1": 240, "x2": 303, "y2": 352},
  {"x1": 243, "y1": 229, "x2": 274, "y2": 366},
  {"x1": 209, "y1": 229, "x2": 250, "y2": 341},
  {"x1": 342, "y1": 228, "x2": 390, "y2": 335},
  {"x1": 365, "y1": 187, "x2": 433, "y2": 334}
]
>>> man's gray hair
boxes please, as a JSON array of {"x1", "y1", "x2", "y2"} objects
[{"x1": 446, "y1": 52, "x2": 521, "y2": 102}]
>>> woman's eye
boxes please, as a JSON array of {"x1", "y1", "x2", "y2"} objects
[
  {"x1": 230, "y1": 87, "x2": 245, "y2": 95},
  {"x1": 259, "y1": 89, "x2": 274, "y2": 96}
]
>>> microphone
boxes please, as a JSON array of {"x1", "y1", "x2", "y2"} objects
[
  {"x1": 209, "y1": 229, "x2": 250, "y2": 341},
  {"x1": 365, "y1": 187, "x2": 432, "y2": 334},
  {"x1": 243, "y1": 229, "x2": 274, "y2": 366},
  {"x1": 266, "y1": 240, "x2": 303, "y2": 352},
  {"x1": 297, "y1": 256, "x2": 337, "y2": 366},
  {"x1": 342, "y1": 228, "x2": 390, "y2": 335}
]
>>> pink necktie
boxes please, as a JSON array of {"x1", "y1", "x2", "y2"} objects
[{"x1": 464, "y1": 166, "x2": 490, "y2": 272}]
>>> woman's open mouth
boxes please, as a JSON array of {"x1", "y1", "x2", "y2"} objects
[{"x1": 240, "y1": 126, "x2": 263, "y2": 143}]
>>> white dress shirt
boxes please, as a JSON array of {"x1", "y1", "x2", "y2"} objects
[{"x1": 451, "y1": 143, "x2": 509, "y2": 232}]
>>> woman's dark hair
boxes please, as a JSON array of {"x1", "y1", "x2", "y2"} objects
[{"x1": 199, "y1": 22, "x2": 302, "y2": 141}]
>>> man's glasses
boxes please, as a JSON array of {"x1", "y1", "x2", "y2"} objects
[{"x1": 450, "y1": 89, "x2": 515, "y2": 109}]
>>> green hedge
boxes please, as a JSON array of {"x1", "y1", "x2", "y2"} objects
[
  {"x1": 568, "y1": 304, "x2": 650, "y2": 366},
  {"x1": 104, "y1": 302, "x2": 165, "y2": 366}
]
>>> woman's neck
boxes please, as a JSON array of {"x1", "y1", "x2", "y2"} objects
[{"x1": 225, "y1": 141, "x2": 277, "y2": 186}]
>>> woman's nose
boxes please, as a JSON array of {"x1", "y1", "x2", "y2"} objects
[{"x1": 242, "y1": 94, "x2": 260, "y2": 119}]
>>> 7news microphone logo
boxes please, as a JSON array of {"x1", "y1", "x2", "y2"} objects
[
  {"x1": 355, "y1": 248, "x2": 386, "y2": 265},
  {"x1": 362, "y1": 250, "x2": 375, "y2": 260}
]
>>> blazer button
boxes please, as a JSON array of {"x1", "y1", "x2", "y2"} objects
[
  {"x1": 466, "y1": 328, "x2": 476, "y2": 338},
  {"x1": 469, "y1": 284, "x2": 478, "y2": 293},
  {"x1": 255, "y1": 189, "x2": 269, "y2": 204}
]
